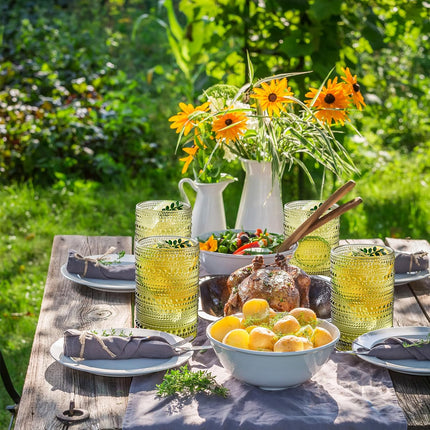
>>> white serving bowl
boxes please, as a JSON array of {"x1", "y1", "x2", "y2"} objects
[
  {"x1": 199, "y1": 230, "x2": 297, "y2": 275},
  {"x1": 206, "y1": 318, "x2": 340, "y2": 390}
]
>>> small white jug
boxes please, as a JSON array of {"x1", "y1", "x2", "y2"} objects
[{"x1": 178, "y1": 178, "x2": 233, "y2": 237}]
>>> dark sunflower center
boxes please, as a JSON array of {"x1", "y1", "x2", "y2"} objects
[
  {"x1": 225, "y1": 118, "x2": 233, "y2": 126},
  {"x1": 324, "y1": 93, "x2": 336, "y2": 104},
  {"x1": 353, "y1": 83, "x2": 360, "y2": 92},
  {"x1": 268, "y1": 93, "x2": 277, "y2": 102}
]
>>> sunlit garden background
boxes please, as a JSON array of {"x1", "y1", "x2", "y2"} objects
[{"x1": 1, "y1": 0, "x2": 429, "y2": 425}]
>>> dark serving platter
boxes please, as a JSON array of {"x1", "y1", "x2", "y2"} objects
[{"x1": 198, "y1": 274, "x2": 331, "y2": 321}]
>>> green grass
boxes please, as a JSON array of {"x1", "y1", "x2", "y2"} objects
[
  {"x1": 0, "y1": 176, "x2": 180, "y2": 426},
  {"x1": 1, "y1": 149, "x2": 430, "y2": 427}
]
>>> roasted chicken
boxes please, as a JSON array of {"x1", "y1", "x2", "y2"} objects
[{"x1": 224, "y1": 254, "x2": 311, "y2": 315}]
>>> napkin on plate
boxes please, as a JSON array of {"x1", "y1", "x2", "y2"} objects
[
  {"x1": 358, "y1": 337, "x2": 430, "y2": 360},
  {"x1": 66, "y1": 248, "x2": 135, "y2": 280},
  {"x1": 63, "y1": 329, "x2": 179, "y2": 360},
  {"x1": 394, "y1": 252, "x2": 428, "y2": 274},
  {"x1": 386, "y1": 237, "x2": 429, "y2": 273}
]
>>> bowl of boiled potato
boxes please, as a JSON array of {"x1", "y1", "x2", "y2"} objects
[{"x1": 206, "y1": 298, "x2": 340, "y2": 390}]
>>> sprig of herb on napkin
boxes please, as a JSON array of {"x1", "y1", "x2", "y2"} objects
[
  {"x1": 403, "y1": 333, "x2": 430, "y2": 348},
  {"x1": 156, "y1": 365, "x2": 229, "y2": 398},
  {"x1": 99, "y1": 250, "x2": 126, "y2": 265}
]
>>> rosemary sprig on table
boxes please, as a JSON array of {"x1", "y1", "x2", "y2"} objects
[
  {"x1": 156, "y1": 365, "x2": 229, "y2": 398},
  {"x1": 161, "y1": 201, "x2": 183, "y2": 211}
]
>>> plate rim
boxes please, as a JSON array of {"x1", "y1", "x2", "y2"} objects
[
  {"x1": 352, "y1": 326, "x2": 430, "y2": 375},
  {"x1": 50, "y1": 328, "x2": 193, "y2": 377},
  {"x1": 394, "y1": 269, "x2": 429, "y2": 286},
  {"x1": 60, "y1": 253, "x2": 136, "y2": 293}
]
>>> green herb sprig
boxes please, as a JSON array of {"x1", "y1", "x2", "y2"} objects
[
  {"x1": 100, "y1": 250, "x2": 126, "y2": 265},
  {"x1": 89, "y1": 328, "x2": 133, "y2": 337},
  {"x1": 356, "y1": 246, "x2": 388, "y2": 257},
  {"x1": 162, "y1": 238, "x2": 193, "y2": 248},
  {"x1": 156, "y1": 365, "x2": 229, "y2": 398},
  {"x1": 161, "y1": 201, "x2": 183, "y2": 211},
  {"x1": 403, "y1": 333, "x2": 430, "y2": 348},
  {"x1": 309, "y1": 202, "x2": 323, "y2": 212}
]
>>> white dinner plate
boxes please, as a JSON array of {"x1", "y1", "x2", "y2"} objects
[
  {"x1": 352, "y1": 326, "x2": 430, "y2": 375},
  {"x1": 50, "y1": 328, "x2": 193, "y2": 377},
  {"x1": 60, "y1": 253, "x2": 135, "y2": 293},
  {"x1": 394, "y1": 270, "x2": 429, "y2": 286}
]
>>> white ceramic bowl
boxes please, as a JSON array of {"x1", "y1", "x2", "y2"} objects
[
  {"x1": 199, "y1": 230, "x2": 297, "y2": 275},
  {"x1": 206, "y1": 318, "x2": 340, "y2": 390}
]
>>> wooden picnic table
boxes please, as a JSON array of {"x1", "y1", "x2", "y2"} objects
[{"x1": 14, "y1": 235, "x2": 430, "y2": 429}]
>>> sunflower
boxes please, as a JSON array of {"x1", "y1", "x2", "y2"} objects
[
  {"x1": 212, "y1": 110, "x2": 248, "y2": 144},
  {"x1": 305, "y1": 77, "x2": 351, "y2": 125},
  {"x1": 252, "y1": 78, "x2": 294, "y2": 116},
  {"x1": 341, "y1": 67, "x2": 366, "y2": 111},
  {"x1": 169, "y1": 102, "x2": 210, "y2": 136},
  {"x1": 179, "y1": 145, "x2": 198, "y2": 174}
]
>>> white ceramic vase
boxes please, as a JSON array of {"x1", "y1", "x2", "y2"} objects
[
  {"x1": 178, "y1": 178, "x2": 233, "y2": 237},
  {"x1": 235, "y1": 159, "x2": 283, "y2": 233}
]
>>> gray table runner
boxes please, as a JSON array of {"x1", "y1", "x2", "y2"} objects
[{"x1": 123, "y1": 319, "x2": 407, "y2": 430}]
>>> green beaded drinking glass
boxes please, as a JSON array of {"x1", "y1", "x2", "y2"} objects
[
  {"x1": 284, "y1": 200, "x2": 340, "y2": 276},
  {"x1": 135, "y1": 200, "x2": 192, "y2": 242},
  {"x1": 330, "y1": 244, "x2": 395, "y2": 349},
  {"x1": 135, "y1": 236, "x2": 200, "y2": 338}
]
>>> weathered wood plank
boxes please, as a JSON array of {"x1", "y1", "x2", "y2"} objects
[
  {"x1": 389, "y1": 371, "x2": 430, "y2": 430},
  {"x1": 409, "y1": 277, "x2": 430, "y2": 324},
  {"x1": 391, "y1": 239, "x2": 430, "y2": 429},
  {"x1": 15, "y1": 235, "x2": 133, "y2": 430}
]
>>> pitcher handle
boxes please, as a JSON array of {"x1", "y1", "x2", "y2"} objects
[{"x1": 178, "y1": 178, "x2": 197, "y2": 206}]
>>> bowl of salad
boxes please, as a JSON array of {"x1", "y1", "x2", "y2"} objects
[{"x1": 198, "y1": 229, "x2": 297, "y2": 275}]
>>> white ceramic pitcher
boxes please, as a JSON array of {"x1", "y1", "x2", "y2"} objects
[
  {"x1": 178, "y1": 178, "x2": 233, "y2": 237},
  {"x1": 235, "y1": 159, "x2": 283, "y2": 233}
]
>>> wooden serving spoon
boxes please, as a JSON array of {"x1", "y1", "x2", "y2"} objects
[{"x1": 276, "y1": 180, "x2": 362, "y2": 253}]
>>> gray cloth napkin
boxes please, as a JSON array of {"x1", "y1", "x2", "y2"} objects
[
  {"x1": 63, "y1": 329, "x2": 179, "y2": 360},
  {"x1": 385, "y1": 238, "x2": 429, "y2": 273},
  {"x1": 66, "y1": 249, "x2": 135, "y2": 280},
  {"x1": 362, "y1": 337, "x2": 430, "y2": 360},
  {"x1": 123, "y1": 320, "x2": 407, "y2": 430},
  {"x1": 394, "y1": 251, "x2": 428, "y2": 273}
]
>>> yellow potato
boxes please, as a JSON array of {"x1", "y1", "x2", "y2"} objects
[
  {"x1": 273, "y1": 315, "x2": 301, "y2": 335},
  {"x1": 248, "y1": 327, "x2": 277, "y2": 351},
  {"x1": 302, "y1": 338, "x2": 314, "y2": 350},
  {"x1": 295, "y1": 324, "x2": 314, "y2": 341},
  {"x1": 244, "y1": 325, "x2": 258, "y2": 334},
  {"x1": 242, "y1": 298, "x2": 270, "y2": 321},
  {"x1": 268, "y1": 308, "x2": 277, "y2": 318},
  {"x1": 210, "y1": 316, "x2": 241, "y2": 342},
  {"x1": 274, "y1": 335, "x2": 311, "y2": 352},
  {"x1": 288, "y1": 307, "x2": 317, "y2": 326},
  {"x1": 222, "y1": 329, "x2": 250, "y2": 349},
  {"x1": 312, "y1": 326, "x2": 334, "y2": 347}
]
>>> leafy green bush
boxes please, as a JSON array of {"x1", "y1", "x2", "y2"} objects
[{"x1": 0, "y1": 0, "x2": 182, "y2": 185}]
